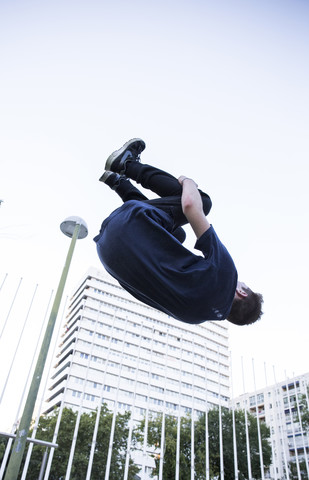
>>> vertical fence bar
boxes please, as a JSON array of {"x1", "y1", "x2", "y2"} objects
[
  {"x1": 104, "y1": 319, "x2": 128, "y2": 480},
  {"x1": 264, "y1": 363, "x2": 278, "y2": 480},
  {"x1": 191, "y1": 340, "x2": 195, "y2": 480},
  {"x1": 0, "y1": 277, "x2": 22, "y2": 340},
  {"x1": 241, "y1": 357, "x2": 252, "y2": 480},
  {"x1": 0, "y1": 273, "x2": 8, "y2": 295},
  {"x1": 285, "y1": 371, "x2": 301, "y2": 480},
  {"x1": 123, "y1": 323, "x2": 144, "y2": 480},
  {"x1": 86, "y1": 308, "x2": 117, "y2": 480},
  {"x1": 230, "y1": 354, "x2": 239, "y2": 480},
  {"x1": 43, "y1": 344, "x2": 76, "y2": 480},
  {"x1": 175, "y1": 335, "x2": 183, "y2": 480},
  {"x1": 252, "y1": 359, "x2": 265, "y2": 480},
  {"x1": 0, "y1": 283, "x2": 38, "y2": 403},
  {"x1": 37, "y1": 448, "x2": 48, "y2": 480},
  {"x1": 0, "y1": 285, "x2": 48, "y2": 480},
  {"x1": 64, "y1": 303, "x2": 103, "y2": 480},
  {"x1": 273, "y1": 366, "x2": 290, "y2": 480},
  {"x1": 141, "y1": 327, "x2": 155, "y2": 480},
  {"x1": 204, "y1": 342, "x2": 210, "y2": 480},
  {"x1": 158, "y1": 333, "x2": 169, "y2": 480},
  {"x1": 218, "y1": 347, "x2": 224, "y2": 480}
]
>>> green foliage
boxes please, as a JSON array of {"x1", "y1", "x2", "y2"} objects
[
  {"x1": 288, "y1": 459, "x2": 308, "y2": 479},
  {"x1": 138, "y1": 407, "x2": 272, "y2": 480},
  {"x1": 0, "y1": 436, "x2": 9, "y2": 463},
  {"x1": 4, "y1": 405, "x2": 140, "y2": 480},
  {"x1": 289, "y1": 388, "x2": 309, "y2": 479},
  {"x1": 298, "y1": 389, "x2": 309, "y2": 431}
]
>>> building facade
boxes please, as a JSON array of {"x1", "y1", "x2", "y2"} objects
[
  {"x1": 234, "y1": 373, "x2": 309, "y2": 479},
  {"x1": 44, "y1": 267, "x2": 231, "y2": 478}
]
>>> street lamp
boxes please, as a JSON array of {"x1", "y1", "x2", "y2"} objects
[{"x1": 4, "y1": 216, "x2": 88, "y2": 480}]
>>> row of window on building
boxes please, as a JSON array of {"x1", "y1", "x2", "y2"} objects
[{"x1": 70, "y1": 388, "x2": 212, "y2": 417}]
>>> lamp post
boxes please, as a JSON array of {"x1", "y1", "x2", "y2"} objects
[{"x1": 4, "y1": 216, "x2": 88, "y2": 480}]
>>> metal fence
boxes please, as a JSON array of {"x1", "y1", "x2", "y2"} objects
[{"x1": 0, "y1": 272, "x2": 308, "y2": 480}]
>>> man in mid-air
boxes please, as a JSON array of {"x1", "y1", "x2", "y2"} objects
[{"x1": 94, "y1": 138, "x2": 263, "y2": 326}]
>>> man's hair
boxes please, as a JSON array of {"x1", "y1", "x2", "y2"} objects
[{"x1": 227, "y1": 288, "x2": 264, "y2": 326}]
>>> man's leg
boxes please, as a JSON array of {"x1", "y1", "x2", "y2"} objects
[
  {"x1": 125, "y1": 161, "x2": 182, "y2": 198},
  {"x1": 104, "y1": 138, "x2": 212, "y2": 228},
  {"x1": 99, "y1": 171, "x2": 148, "y2": 203},
  {"x1": 100, "y1": 171, "x2": 186, "y2": 243},
  {"x1": 125, "y1": 161, "x2": 212, "y2": 228}
]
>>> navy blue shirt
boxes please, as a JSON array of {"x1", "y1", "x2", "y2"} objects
[{"x1": 94, "y1": 200, "x2": 238, "y2": 324}]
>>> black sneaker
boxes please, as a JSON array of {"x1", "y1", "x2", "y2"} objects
[
  {"x1": 105, "y1": 138, "x2": 146, "y2": 174},
  {"x1": 99, "y1": 171, "x2": 124, "y2": 190}
]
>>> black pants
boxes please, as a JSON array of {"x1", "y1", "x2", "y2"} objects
[{"x1": 113, "y1": 161, "x2": 212, "y2": 239}]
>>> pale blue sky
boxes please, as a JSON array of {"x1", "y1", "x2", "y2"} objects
[{"x1": 1, "y1": 0, "x2": 309, "y2": 427}]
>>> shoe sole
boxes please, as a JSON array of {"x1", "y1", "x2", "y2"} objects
[
  {"x1": 99, "y1": 171, "x2": 114, "y2": 183},
  {"x1": 105, "y1": 138, "x2": 146, "y2": 171}
]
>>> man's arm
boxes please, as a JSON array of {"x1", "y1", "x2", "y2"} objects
[{"x1": 178, "y1": 176, "x2": 211, "y2": 239}]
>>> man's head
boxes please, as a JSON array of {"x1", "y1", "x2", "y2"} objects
[{"x1": 227, "y1": 282, "x2": 264, "y2": 326}]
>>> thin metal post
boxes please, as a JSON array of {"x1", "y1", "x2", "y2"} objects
[
  {"x1": 264, "y1": 363, "x2": 278, "y2": 480},
  {"x1": 285, "y1": 371, "x2": 301, "y2": 480},
  {"x1": 273, "y1": 366, "x2": 289, "y2": 479},
  {"x1": 86, "y1": 308, "x2": 117, "y2": 480},
  {"x1": 0, "y1": 272, "x2": 8, "y2": 294},
  {"x1": 204, "y1": 343, "x2": 210, "y2": 480},
  {"x1": 175, "y1": 336, "x2": 183, "y2": 480},
  {"x1": 241, "y1": 357, "x2": 252, "y2": 480},
  {"x1": 252, "y1": 359, "x2": 265, "y2": 480},
  {"x1": 158, "y1": 333, "x2": 169, "y2": 480},
  {"x1": 4, "y1": 223, "x2": 81, "y2": 480},
  {"x1": 218, "y1": 347, "x2": 224, "y2": 480},
  {"x1": 38, "y1": 448, "x2": 48, "y2": 480},
  {"x1": 230, "y1": 354, "x2": 239, "y2": 480},
  {"x1": 191, "y1": 340, "x2": 195, "y2": 480},
  {"x1": 104, "y1": 319, "x2": 128, "y2": 480},
  {"x1": 0, "y1": 277, "x2": 22, "y2": 339},
  {"x1": 123, "y1": 323, "x2": 144, "y2": 480},
  {"x1": 0, "y1": 284, "x2": 38, "y2": 403},
  {"x1": 140, "y1": 326, "x2": 155, "y2": 480}
]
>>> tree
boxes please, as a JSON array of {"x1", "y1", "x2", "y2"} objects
[
  {"x1": 15, "y1": 405, "x2": 140, "y2": 480},
  {"x1": 194, "y1": 408, "x2": 271, "y2": 480},
  {"x1": 0, "y1": 435, "x2": 9, "y2": 464},
  {"x1": 138, "y1": 407, "x2": 271, "y2": 479},
  {"x1": 140, "y1": 413, "x2": 192, "y2": 479},
  {"x1": 288, "y1": 388, "x2": 309, "y2": 479},
  {"x1": 297, "y1": 387, "x2": 309, "y2": 430},
  {"x1": 288, "y1": 459, "x2": 308, "y2": 480}
]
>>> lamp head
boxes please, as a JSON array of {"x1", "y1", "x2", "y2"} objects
[{"x1": 60, "y1": 216, "x2": 88, "y2": 239}]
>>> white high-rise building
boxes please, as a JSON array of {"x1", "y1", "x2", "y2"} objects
[
  {"x1": 234, "y1": 372, "x2": 309, "y2": 479},
  {"x1": 45, "y1": 267, "x2": 231, "y2": 478}
]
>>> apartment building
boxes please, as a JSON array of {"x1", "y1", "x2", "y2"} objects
[
  {"x1": 234, "y1": 372, "x2": 309, "y2": 479},
  {"x1": 44, "y1": 266, "x2": 231, "y2": 477}
]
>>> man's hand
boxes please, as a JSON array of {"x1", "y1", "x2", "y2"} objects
[
  {"x1": 178, "y1": 176, "x2": 210, "y2": 239},
  {"x1": 178, "y1": 175, "x2": 198, "y2": 188}
]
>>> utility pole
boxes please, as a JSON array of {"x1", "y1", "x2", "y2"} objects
[{"x1": 4, "y1": 217, "x2": 87, "y2": 480}]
